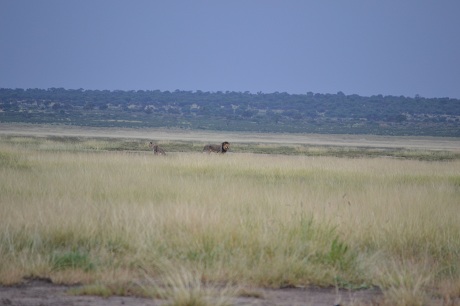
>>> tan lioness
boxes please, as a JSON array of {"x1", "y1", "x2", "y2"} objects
[{"x1": 149, "y1": 142, "x2": 166, "y2": 155}]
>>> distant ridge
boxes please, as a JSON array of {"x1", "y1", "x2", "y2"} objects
[{"x1": 1, "y1": 88, "x2": 459, "y2": 137}]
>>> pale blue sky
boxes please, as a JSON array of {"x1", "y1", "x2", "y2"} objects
[{"x1": 1, "y1": 0, "x2": 459, "y2": 98}]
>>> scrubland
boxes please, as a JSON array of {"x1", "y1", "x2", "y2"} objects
[{"x1": 1, "y1": 135, "x2": 459, "y2": 305}]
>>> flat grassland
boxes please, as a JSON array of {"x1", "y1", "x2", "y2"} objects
[{"x1": 1, "y1": 124, "x2": 460, "y2": 305}]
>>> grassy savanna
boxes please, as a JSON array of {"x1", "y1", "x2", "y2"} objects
[{"x1": 1, "y1": 135, "x2": 460, "y2": 305}]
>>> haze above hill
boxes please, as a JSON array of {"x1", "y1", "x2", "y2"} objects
[{"x1": 1, "y1": 1, "x2": 460, "y2": 99}]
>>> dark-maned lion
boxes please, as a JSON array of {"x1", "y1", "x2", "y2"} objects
[
  {"x1": 149, "y1": 142, "x2": 166, "y2": 155},
  {"x1": 203, "y1": 141, "x2": 230, "y2": 154}
]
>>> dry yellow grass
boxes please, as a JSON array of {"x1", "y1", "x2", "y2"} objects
[{"x1": 1, "y1": 138, "x2": 459, "y2": 304}]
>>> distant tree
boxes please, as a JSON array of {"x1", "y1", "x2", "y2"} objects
[{"x1": 84, "y1": 102, "x2": 94, "y2": 110}]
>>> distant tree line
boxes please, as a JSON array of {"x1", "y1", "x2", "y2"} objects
[{"x1": 0, "y1": 88, "x2": 459, "y2": 136}]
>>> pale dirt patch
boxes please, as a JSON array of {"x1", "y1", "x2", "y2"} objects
[{"x1": 0, "y1": 279, "x2": 383, "y2": 306}]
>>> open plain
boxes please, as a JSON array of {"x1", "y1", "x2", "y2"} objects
[
  {"x1": 1, "y1": 123, "x2": 459, "y2": 151},
  {"x1": 1, "y1": 124, "x2": 459, "y2": 305}
]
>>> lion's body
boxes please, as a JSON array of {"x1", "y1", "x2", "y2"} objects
[{"x1": 203, "y1": 142, "x2": 230, "y2": 154}]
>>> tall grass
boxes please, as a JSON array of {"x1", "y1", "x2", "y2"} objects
[{"x1": 1, "y1": 137, "x2": 459, "y2": 304}]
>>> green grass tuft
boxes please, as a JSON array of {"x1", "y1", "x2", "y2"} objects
[{"x1": 51, "y1": 251, "x2": 95, "y2": 272}]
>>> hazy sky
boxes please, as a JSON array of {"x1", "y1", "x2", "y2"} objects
[{"x1": 1, "y1": 0, "x2": 459, "y2": 98}]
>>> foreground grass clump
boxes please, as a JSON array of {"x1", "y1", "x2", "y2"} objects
[{"x1": 1, "y1": 138, "x2": 459, "y2": 304}]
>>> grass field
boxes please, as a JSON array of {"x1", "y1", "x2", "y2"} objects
[{"x1": 1, "y1": 133, "x2": 459, "y2": 305}]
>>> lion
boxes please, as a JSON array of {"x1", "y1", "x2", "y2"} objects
[
  {"x1": 203, "y1": 141, "x2": 230, "y2": 154},
  {"x1": 148, "y1": 142, "x2": 166, "y2": 155}
]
